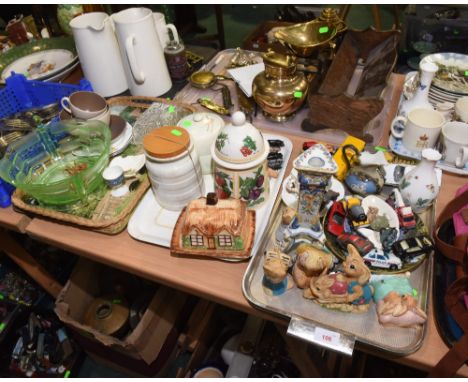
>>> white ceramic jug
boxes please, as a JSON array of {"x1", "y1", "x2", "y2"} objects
[
  {"x1": 70, "y1": 12, "x2": 128, "y2": 97},
  {"x1": 153, "y1": 12, "x2": 179, "y2": 48},
  {"x1": 112, "y1": 7, "x2": 172, "y2": 97}
]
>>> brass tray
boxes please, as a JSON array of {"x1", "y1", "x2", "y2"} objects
[{"x1": 242, "y1": 191, "x2": 434, "y2": 355}]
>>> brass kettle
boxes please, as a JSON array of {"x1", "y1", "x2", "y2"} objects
[{"x1": 252, "y1": 50, "x2": 309, "y2": 122}]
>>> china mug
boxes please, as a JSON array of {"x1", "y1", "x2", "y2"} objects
[
  {"x1": 391, "y1": 108, "x2": 445, "y2": 152},
  {"x1": 441, "y1": 121, "x2": 468, "y2": 168},
  {"x1": 455, "y1": 96, "x2": 468, "y2": 123}
]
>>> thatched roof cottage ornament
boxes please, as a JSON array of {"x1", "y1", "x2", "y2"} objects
[{"x1": 171, "y1": 193, "x2": 256, "y2": 260}]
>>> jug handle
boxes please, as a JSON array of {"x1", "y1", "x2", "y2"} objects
[
  {"x1": 166, "y1": 24, "x2": 179, "y2": 45},
  {"x1": 125, "y1": 35, "x2": 145, "y2": 84}
]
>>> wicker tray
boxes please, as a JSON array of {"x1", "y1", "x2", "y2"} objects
[{"x1": 12, "y1": 175, "x2": 150, "y2": 235}]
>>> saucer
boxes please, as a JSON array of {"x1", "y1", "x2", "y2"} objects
[
  {"x1": 388, "y1": 135, "x2": 422, "y2": 160},
  {"x1": 436, "y1": 160, "x2": 468, "y2": 176},
  {"x1": 111, "y1": 121, "x2": 133, "y2": 157},
  {"x1": 281, "y1": 169, "x2": 345, "y2": 209}
]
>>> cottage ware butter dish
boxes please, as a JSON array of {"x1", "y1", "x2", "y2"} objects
[
  {"x1": 211, "y1": 111, "x2": 270, "y2": 208},
  {"x1": 170, "y1": 193, "x2": 256, "y2": 260}
]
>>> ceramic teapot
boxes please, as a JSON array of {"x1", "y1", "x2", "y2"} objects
[{"x1": 342, "y1": 145, "x2": 385, "y2": 196}]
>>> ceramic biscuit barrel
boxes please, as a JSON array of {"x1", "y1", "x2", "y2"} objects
[{"x1": 143, "y1": 126, "x2": 204, "y2": 211}]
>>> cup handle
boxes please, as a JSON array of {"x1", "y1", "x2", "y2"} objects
[
  {"x1": 455, "y1": 147, "x2": 468, "y2": 168},
  {"x1": 124, "y1": 35, "x2": 145, "y2": 84},
  {"x1": 61, "y1": 97, "x2": 72, "y2": 114},
  {"x1": 166, "y1": 24, "x2": 179, "y2": 45},
  {"x1": 390, "y1": 116, "x2": 407, "y2": 139}
]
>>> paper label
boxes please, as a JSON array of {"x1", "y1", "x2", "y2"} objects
[
  {"x1": 314, "y1": 327, "x2": 340, "y2": 347},
  {"x1": 319, "y1": 26, "x2": 329, "y2": 34}
]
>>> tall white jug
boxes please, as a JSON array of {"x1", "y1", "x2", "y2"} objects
[
  {"x1": 112, "y1": 7, "x2": 172, "y2": 97},
  {"x1": 70, "y1": 12, "x2": 128, "y2": 97}
]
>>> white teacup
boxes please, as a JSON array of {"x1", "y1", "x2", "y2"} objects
[
  {"x1": 61, "y1": 91, "x2": 107, "y2": 120},
  {"x1": 391, "y1": 108, "x2": 445, "y2": 152},
  {"x1": 441, "y1": 121, "x2": 468, "y2": 168},
  {"x1": 455, "y1": 96, "x2": 468, "y2": 123}
]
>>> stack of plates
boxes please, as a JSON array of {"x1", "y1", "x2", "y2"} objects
[
  {"x1": 0, "y1": 37, "x2": 79, "y2": 84},
  {"x1": 421, "y1": 52, "x2": 468, "y2": 105}
]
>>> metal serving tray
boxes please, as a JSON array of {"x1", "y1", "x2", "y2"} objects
[{"x1": 242, "y1": 190, "x2": 434, "y2": 356}]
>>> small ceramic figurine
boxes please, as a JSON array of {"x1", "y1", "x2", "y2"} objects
[
  {"x1": 292, "y1": 243, "x2": 334, "y2": 289},
  {"x1": 371, "y1": 274, "x2": 427, "y2": 328},
  {"x1": 291, "y1": 144, "x2": 338, "y2": 237},
  {"x1": 305, "y1": 244, "x2": 373, "y2": 313},
  {"x1": 170, "y1": 193, "x2": 256, "y2": 260},
  {"x1": 262, "y1": 248, "x2": 294, "y2": 296}
]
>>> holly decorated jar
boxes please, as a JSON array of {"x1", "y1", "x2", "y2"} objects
[{"x1": 211, "y1": 111, "x2": 270, "y2": 208}]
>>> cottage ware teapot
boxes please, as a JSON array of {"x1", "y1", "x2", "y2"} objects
[
  {"x1": 112, "y1": 7, "x2": 172, "y2": 97},
  {"x1": 70, "y1": 13, "x2": 128, "y2": 97},
  {"x1": 211, "y1": 111, "x2": 270, "y2": 208},
  {"x1": 342, "y1": 145, "x2": 385, "y2": 196}
]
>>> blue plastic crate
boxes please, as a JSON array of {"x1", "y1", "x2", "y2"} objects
[
  {"x1": 0, "y1": 73, "x2": 93, "y2": 207},
  {"x1": 0, "y1": 73, "x2": 92, "y2": 119}
]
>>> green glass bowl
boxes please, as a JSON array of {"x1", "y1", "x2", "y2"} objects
[
  {"x1": 0, "y1": 36, "x2": 77, "y2": 84},
  {"x1": 0, "y1": 120, "x2": 110, "y2": 205}
]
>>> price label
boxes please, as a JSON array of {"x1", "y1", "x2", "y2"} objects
[
  {"x1": 314, "y1": 327, "x2": 340, "y2": 347},
  {"x1": 465, "y1": 70, "x2": 468, "y2": 77},
  {"x1": 168, "y1": 105, "x2": 176, "y2": 113},
  {"x1": 182, "y1": 120, "x2": 192, "y2": 128},
  {"x1": 294, "y1": 91, "x2": 303, "y2": 98},
  {"x1": 0, "y1": 322, "x2": 5, "y2": 331},
  {"x1": 0, "y1": 293, "x2": 4, "y2": 300},
  {"x1": 319, "y1": 26, "x2": 329, "y2": 34}
]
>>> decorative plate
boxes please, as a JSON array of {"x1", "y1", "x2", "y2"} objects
[
  {"x1": 0, "y1": 37, "x2": 77, "y2": 84},
  {"x1": 1, "y1": 49, "x2": 75, "y2": 82},
  {"x1": 421, "y1": 52, "x2": 468, "y2": 95}
]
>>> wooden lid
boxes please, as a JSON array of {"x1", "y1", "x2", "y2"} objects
[{"x1": 143, "y1": 126, "x2": 190, "y2": 158}]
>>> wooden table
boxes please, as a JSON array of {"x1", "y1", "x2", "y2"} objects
[{"x1": 3, "y1": 73, "x2": 468, "y2": 376}]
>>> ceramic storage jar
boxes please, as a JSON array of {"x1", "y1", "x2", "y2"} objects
[
  {"x1": 211, "y1": 111, "x2": 270, "y2": 208},
  {"x1": 176, "y1": 112, "x2": 224, "y2": 175},
  {"x1": 143, "y1": 126, "x2": 205, "y2": 211}
]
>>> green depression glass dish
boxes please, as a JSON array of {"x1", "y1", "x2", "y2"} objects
[
  {"x1": 0, "y1": 120, "x2": 110, "y2": 205},
  {"x1": 0, "y1": 36, "x2": 77, "y2": 83}
]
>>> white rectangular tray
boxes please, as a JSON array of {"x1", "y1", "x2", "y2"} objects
[{"x1": 127, "y1": 133, "x2": 292, "y2": 258}]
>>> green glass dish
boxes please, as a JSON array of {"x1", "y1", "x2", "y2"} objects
[
  {"x1": 0, "y1": 36, "x2": 77, "y2": 84},
  {"x1": 0, "y1": 120, "x2": 110, "y2": 205}
]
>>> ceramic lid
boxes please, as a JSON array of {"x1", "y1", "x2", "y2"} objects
[
  {"x1": 293, "y1": 143, "x2": 338, "y2": 174},
  {"x1": 421, "y1": 148, "x2": 442, "y2": 162},
  {"x1": 213, "y1": 111, "x2": 265, "y2": 164},
  {"x1": 177, "y1": 112, "x2": 225, "y2": 133},
  {"x1": 143, "y1": 126, "x2": 190, "y2": 158}
]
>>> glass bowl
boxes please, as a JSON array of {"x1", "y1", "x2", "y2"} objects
[{"x1": 0, "y1": 120, "x2": 110, "y2": 205}]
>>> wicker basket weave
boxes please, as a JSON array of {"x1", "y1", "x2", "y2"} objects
[{"x1": 12, "y1": 175, "x2": 150, "y2": 235}]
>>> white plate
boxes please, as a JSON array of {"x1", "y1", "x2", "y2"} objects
[
  {"x1": 1, "y1": 49, "x2": 75, "y2": 81},
  {"x1": 110, "y1": 121, "x2": 133, "y2": 156},
  {"x1": 43, "y1": 59, "x2": 79, "y2": 83},
  {"x1": 436, "y1": 160, "x2": 468, "y2": 175},
  {"x1": 281, "y1": 168, "x2": 345, "y2": 209},
  {"x1": 127, "y1": 134, "x2": 292, "y2": 258},
  {"x1": 361, "y1": 195, "x2": 399, "y2": 231}
]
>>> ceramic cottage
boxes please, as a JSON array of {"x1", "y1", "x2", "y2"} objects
[
  {"x1": 170, "y1": 193, "x2": 256, "y2": 260},
  {"x1": 211, "y1": 111, "x2": 270, "y2": 208}
]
